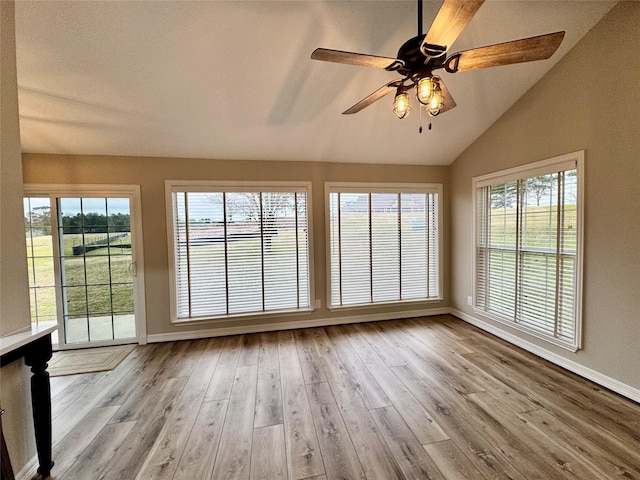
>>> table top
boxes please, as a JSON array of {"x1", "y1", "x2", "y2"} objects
[{"x1": 0, "y1": 324, "x2": 57, "y2": 356}]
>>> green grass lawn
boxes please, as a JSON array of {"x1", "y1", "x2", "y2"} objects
[
  {"x1": 60, "y1": 232, "x2": 132, "y2": 256},
  {"x1": 487, "y1": 204, "x2": 577, "y2": 250},
  {"x1": 26, "y1": 234, "x2": 134, "y2": 322}
]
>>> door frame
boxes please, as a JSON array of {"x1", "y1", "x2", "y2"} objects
[{"x1": 23, "y1": 184, "x2": 147, "y2": 348}]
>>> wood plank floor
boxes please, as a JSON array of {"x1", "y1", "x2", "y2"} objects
[{"x1": 46, "y1": 315, "x2": 640, "y2": 480}]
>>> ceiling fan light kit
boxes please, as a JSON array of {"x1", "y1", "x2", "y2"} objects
[
  {"x1": 395, "y1": 75, "x2": 443, "y2": 119},
  {"x1": 393, "y1": 90, "x2": 411, "y2": 119},
  {"x1": 416, "y1": 76, "x2": 435, "y2": 105},
  {"x1": 311, "y1": 0, "x2": 565, "y2": 123}
]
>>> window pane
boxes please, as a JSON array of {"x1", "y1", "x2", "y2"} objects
[
  {"x1": 225, "y1": 192, "x2": 263, "y2": 314},
  {"x1": 371, "y1": 194, "x2": 399, "y2": 302},
  {"x1": 80, "y1": 198, "x2": 108, "y2": 235},
  {"x1": 400, "y1": 194, "x2": 429, "y2": 300},
  {"x1": 114, "y1": 314, "x2": 136, "y2": 339},
  {"x1": 111, "y1": 283, "x2": 134, "y2": 313},
  {"x1": 173, "y1": 192, "x2": 191, "y2": 317},
  {"x1": 86, "y1": 284, "x2": 112, "y2": 315},
  {"x1": 338, "y1": 193, "x2": 371, "y2": 306},
  {"x1": 89, "y1": 315, "x2": 114, "y2": 342},
  {"x1": 24, "y1": 197, "x2": 57, "y2": 327},
  {"x1": 296, "y1": 193, "x2": 310, "y2": 308},
  {"x1": 106, "y1": 198, "x2": 131, "y2": 229},
  {"x1": 427, "y1": 194, "x2": 439, "y2": 298},
  {"x1": 489, "y1": 182, "x2": 517, "y2": 248},
  {"x1": 329, "y1": 193, "x2": 342, "y2": 307},
  {"x1": 328, "y1": 187, "x2": 440, "y2": 308},
  {"x1": 487, "y1": 249, "x2": 516, "y2": 318},
  {"x1": 518, "y1": 252, "x2": 556, "y2": 334},
  {"x1": 64, "y1": 286, "x2": 87, "y2": 317},
  {"x1": 84, "y1": 256, "x2": 111, "y2": 284},
  {"x1": 59, "y1": 197, "x2": 81, "y2": 221},
  {"x1": 65, "y1": 316, "x2": 89, "y2": 343},
  {"x1": 186, "y1": 192, "x2": 227, "y2": 317},
  {"x1": 264, "y1": 193, "x2": 299, "y2": 310},
  {"x1": 171, "y1": 186, "x2": 311, "y2": 320},
  {"x1": 61, "y1": 256, "x2": 86, "y2": 286}
]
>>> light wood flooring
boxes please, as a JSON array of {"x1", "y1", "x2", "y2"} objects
[{"x1": 46, "y1": 315, "x2": 640, "y2": 480}]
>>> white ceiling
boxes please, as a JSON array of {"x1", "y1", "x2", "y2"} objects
[{"x1": 15, "y1": 0, "x2": 615, "y2": 166}]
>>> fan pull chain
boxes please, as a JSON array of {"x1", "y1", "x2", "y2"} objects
[{"x1": 418, "y1": 107, "x2": 433, "y2": 133}]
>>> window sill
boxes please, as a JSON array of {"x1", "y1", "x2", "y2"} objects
[
  {"x1": 171, "y1": 307, "x2": 315, "y2": 326},
  {"x1": 472, "y1": 307, "x2": 579, "y2": 352},
  {"x1": 327, "y1": 298, "x2": 444, "y2": 313}
]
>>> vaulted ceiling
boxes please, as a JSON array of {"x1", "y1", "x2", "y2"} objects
[{"x1": 15, "y1": 1, "x2": 615, "y2": 165}]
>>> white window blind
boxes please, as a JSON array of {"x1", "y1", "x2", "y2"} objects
[
  {"x1": 474, "y1": 153, "x2": 583, "y2": 350},
  {"x1": 168, "y1": 183, "x2": 311, "y2": 321},
  {"x1": 327, "y1": 183, "x2": 441, "y2": 308}
]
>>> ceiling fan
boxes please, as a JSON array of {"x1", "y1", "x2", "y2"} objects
[{"x1": 311, "y1": 0, "x2": 564, "y2": 119}]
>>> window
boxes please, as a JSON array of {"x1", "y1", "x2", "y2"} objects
[
  {"x1": 24, "y1": 196, "x2": 57, "y2": 328},
  {"x1": 167, "y1": 181, "x2": 312, "y2": 322},
  {"x1": 473, "y1": 151, "x2": 583, "y2": 350},
  {"x1": 326, "y1": 183, "x2": 442, "y2": 308}
]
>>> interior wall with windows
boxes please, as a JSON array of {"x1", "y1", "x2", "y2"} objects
[
  {"x1": 449, "y1": 1, "x2": 640, "y2": 389},
  {"x1": 22, "y1": 154, "x2": 449, "y2": 336}
]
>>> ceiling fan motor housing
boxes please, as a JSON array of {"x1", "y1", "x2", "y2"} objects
[{"x1": 396, "y1": 35, "x2": 447, "y2": 79}]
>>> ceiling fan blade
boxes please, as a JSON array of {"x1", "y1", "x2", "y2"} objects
[
  {"x1": 438, "y1": 79, "x2": 457, "y2": 114},
  {"x1": 422, "y1": 0, "x2": 485, "y2": 55},
  {"x1": 311, "y1": 48, "x2": 404, "y2": 71},
  {"x1": 446, "y1": 31, "x2": 565, "y2": 72},
  {"x1": 342, "y1": 80, "x2": 403, "y2": 115}
]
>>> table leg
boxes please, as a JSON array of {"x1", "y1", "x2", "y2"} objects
[{"x1": 24, "y1": 335, "x2": 54, "y2": 478}]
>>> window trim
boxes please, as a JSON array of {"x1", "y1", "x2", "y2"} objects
[
  {"x1": 471, "y1": 151, "x2": 584, "y2": 351},
  {"x1": 165, "y1": 180, "x2": 315, "y2": 324},
  {"x1": 324, "y1": 182, "x2": 444, "y2": 311}
]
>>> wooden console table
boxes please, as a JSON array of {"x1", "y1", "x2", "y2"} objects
[{"x1": 0, "y1": 325, "x2": 56, "y2": 478}]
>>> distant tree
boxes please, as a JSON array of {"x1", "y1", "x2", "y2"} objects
[
  {"x1": 61, "y1": 213, "x2": 129, "y2": 233},
  {"x1": 107, "y1": 213, "x2": 131, "y2": 232},
  {"x1": 490, "y1": 183, "x2": 518, "y2": 209},
  {"x1": 230, "y1": 192, "x2": 294, "y2": 250},
  {"x1": 525, "y1": 175, "x2": 554, "y2": 207},
  {"x1": 25, "y1": 206, "x2": 52, "y2": 235},
  {"x1": 207, "y1": 192, "x2": 295, "y2": 249}
]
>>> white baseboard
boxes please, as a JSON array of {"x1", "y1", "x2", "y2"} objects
[
  {"x1": 146, "y1": 307, "x2": 450, "y2": 343},
  {"x1": 449, "y1": 308, "x2": 640, "y2": 404},
  {"x1": 15, "y1": 455, "x2": 38, "y2": 480}
]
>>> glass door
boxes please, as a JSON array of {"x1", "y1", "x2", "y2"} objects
[
  {"x1": 24, "y1": 186, "x2": 146, "y2": 349},
  {"x1": 57, "y1": 197, "x2": 137, "y2": 346}
]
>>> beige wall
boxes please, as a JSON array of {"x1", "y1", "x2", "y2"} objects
[
  {"x1": 1, "y1": 0, "x2": 30, "y2": 336},
  {"x1": 450, "y1": 2, "x2": 640, "y2": 389},
  {"x1": 22, "y1": 155, "x2": 450, "y2": 336},
  {"x1": 1, "y1": 0, "x2": 38, "y2": 472}
]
